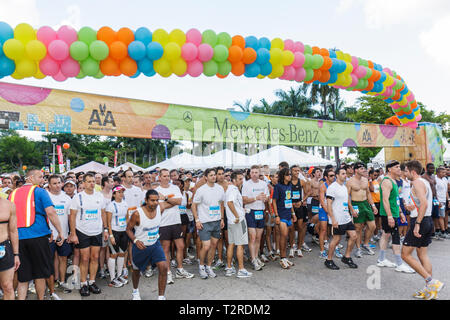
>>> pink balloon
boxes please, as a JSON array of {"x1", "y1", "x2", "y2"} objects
[
  {"x1": 197, "y1": 43, "x2": 213, "y2": 62},
  {"x1": 284, "y1": 39, "x2": 294, "y2": 52},
  {"x1": 57, "y1": 25, "x2": 78, "y2": 45},
  {"x1": 60, "y1": 58, "x2": 80, "y2": 77},
  {"x1": 187, "y1": 59, "x2": 203, "y2": 77},
  {"x1": 403, "y1": 121, "x2": 418, "y2": 129},
  {"x1": 383, "y1": 67, "x2": 393, "y2": 76},
  {"x1": 292, "y1": 52, "x2": 305, "y2": 68},
  {"x1": 181, "y1": 43, "x2": 198, "y2": 62},
  {"x1": 351, "y1": 56, "x2": 359, "y2": 70},
  {"x1": 415, "y1": 114, "x2": 422, "y2": 121},
  {"x1": 48, "y1": 40, "x2": 69, "y2": 61},
  {"x1": 282, "y1": 66, "x2": 295, "y2": 80},
  {"x1": 355, "y1": 66, "x2": 367, "y2": 78},
  {"x1": 39, "y1": 56, "x2": 59, "y2": 76},
  {"x1": 350, "y1": 74, "x2": 358, "y2": 87},
  {"x1": 294, "y1": 67, "x2": 306, "y2": 82},
  {"x1": 186, "y1": 28, "x2": 202, "y2": 46},
  {"x1": 53, "y1": 70, "x2": 67, "y2": 82},
  {"x1": 292, "y1": 41, "x2": 304, "y2": 53},
  {"x1": 383, "y1": 87, "x2": 392, "y2": 97},
  {"x1": 37, "y1": 26, "x2": 57, "y2": 47}
]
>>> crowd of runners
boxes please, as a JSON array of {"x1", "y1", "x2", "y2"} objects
[{"x1": 0, "y1": 159, "x2": 448, "y2": 300}]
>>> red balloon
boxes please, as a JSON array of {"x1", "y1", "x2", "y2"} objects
[{"x1": 63, "y1": 143, "x2": 70, "y2": 149}]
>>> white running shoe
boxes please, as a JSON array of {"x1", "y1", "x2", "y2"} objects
[
  {"x1": 286, "y1": 258, "x2": 294, "y2": 267},
  {"x1": 171, "y1": 259, "x2": 177, "y2": 268},
  {"x1": 183, "y1": 258, "x2": 193, "y2": 265},
  {"x1": 205, "y1": 266, "x2": 217, "y2": 278},
  {"x1": 50, "y1": 293, "x2": 62, "y2": 300},
  {"x1": 144, "y1": 269, "x2": 153, "y2": 278},
  {"x1": 395, "y1": 263, "x2": 416, "y2": 274},
  {"x1": 167, "y1": 271, "x2": 175, "y2": 284},
  {"x1": 297, "y1": 249, "x2": 303, "y2": 257},
  {"x1": 224, "y1": 267, "x2": 235, "y2": 277},
  {"x1": 132, "y1": 290, "x2": 141, "y2": 300},
  {"x1": 175, "y1": 268, "x2": 194, "y2": 279},
  {"x1": 289, "y1": 248, "x2": 295, "y2": 258},
  {"x1": 377, "y1": 259, "x2": 396, "y2": 268},
  {"x1": 260, "y1": 254, "x2": 269, "y2": 263},
  {"x1": 118, "y1": 275, "x2": 129, "y2": 285},
  {"x1": 256, "y1": 257, "x2": 265, "y2": 267},
  {"x1": 158, "y1": 296, "x2": 166, "y2": 300},
  {"x1": 301, "y1": 243, "x2": 312, "y2": 252},
  {"x1": 237, "y1": 269, "x2": 253, "y2": 278},
  {"x1": 354, "y1": 248, "x2": 363, "y2": 258},
  {"x1": 252, "y1": 259, "x2": 262, "y2": 271},
  {"x1": 199, "y1": 265, "x2": 208, "y2": 279}
]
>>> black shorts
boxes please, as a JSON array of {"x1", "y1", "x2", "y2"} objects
[
  {"x1": 308, "y1": 198, "x2": 320, "y2": 216},
  {"x1": 403, "y1": 217, "x2": 433, "y2": 248},
  {"x1": 50, "y1": 240, "x2": 73, "y2": 257},
  {"x1": 374, "y1": 203, "x2": 380, "y2": 216},
  {"x1": 222, "y1": 214, "x2": 228, "y2": 231},
  {"x1": 181, "y1": 214, "x2": 190, "y2": 226},
  {"x1": 159, "y1": 224, "x2": 183, "y2": 241},
  {"x1": 381, "y1": 215, "x2": 400, "y2": 245},
  {"x1": 0, "y1": 240, "x2": 14, "y2": 272},
  {"x1": 109, "y1": 231, "x2": 129, "y2": 254},
  {"x1": 333, "y1": 222, "x2": 355, "y2": 236},
  {"x1": 17, "y1": 236, "x2": 53, "y2": 282},
  {"x1": 294, "y1": 206, "x2": 308, "y2": 222},
  {"x1": 75, "y1": 230, "x2": 102, "y2": 249}
]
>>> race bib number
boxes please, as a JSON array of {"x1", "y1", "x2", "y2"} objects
[
  {"x1": 284, "y1": 199, "x2": 293, "y2": 209},
  {"x1": 0, "y1": 245, "x2": 5, "y2": 259},
  {"x1": 374, "y1": 185, "x2": 380, "y2": 193},
  {"x1": 55, "y1": 205, "x2": 65, "y2": 216},
  {"x1": 396, "y1": 196, "x2": 400, "y2": 206},
  {"x1": 433, "y1": 198, "x2": 439, "y2": 206},
  {"x1": 85, "y1": 209, "x2": 98, "y2": 221},
  {"x1": 147, "y1": 228, "x2": 159, "y2": 246},
  {"x1": 292, "y1": 191, "x2": 300, "y2": 200},
  {"x1": 118, "y1": 217, "x2": 126, "y2": 228},
  {"x1": 312, "y1": 206, "x2": 319, "y2": 214},
  {"x1": 179, "y1": 205, "x2": 187, "y2": 215},
  {"x1": 353, "y1": 205, "x2": 359, "y2": 215},
  {"x1": 343, "y1": 202, "x2": 349, "y2": 213},
  {"x1": 254, "y1": 210, "x2": 264, "y2": 220},
  {"x1": 209, "y1": 206, "x2": 220, "y2": 219}
]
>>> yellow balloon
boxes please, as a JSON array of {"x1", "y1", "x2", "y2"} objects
[
  {"x1": 271, "y1": 38, "x2": 284, "y2": 50},
  {"x1": 383, "y1": 75, "x2": 394, "y2": 87},
  {"x1": 11, "y1": 70, "x2": 24, "y2": 79},
  {"x1": 335, "y1": 50, "x2": 344, "y2": 60},
  {"x1": 171, "y1": 58, "x2": 187, "y2": 76},
  {"x1": 344, "y1": 62, "x2": 353, "y2": 74},
  {"x1": 398, "y1": 97, "x2": 407, "y2": 106},
  {"x1": 343, "y1": 53, "x2": 352, "y2": 63},
  {"x1": 3, "y1": 39, "x2": 25, "y2": 60},
  {"x1": 268, "y1": 63, "x2": 284, "y2": 78},
  {"x1": 14, "y1": 23, "x2": 36, "y2": 44},
  {"x1": 398, "y1": 116, "x2": 409, "y2": 124},
  {"x1": 257, "y1": 74, "x2": 265, "y2": 79},
  {"x1": 16, "y1": 59, "x2": 37, "y2": 77},
  {"x1": 154, "y1": 58, "x2": 171, "y2": 75},
  {"x1": 153, "y1": 29, "x2": 169, "y2": 46},
  {"x1": 26, "y1": 40, "x2": 47, "y2": 60},
  {"x1": 34, "y1": 65, "x2": 46, "y2": 79},
  {"x1": 343, "y1": 74, "x2": 352, "y2": 87},
  {"x1": 163, "y1": 42, "x2": 181, "y2": 61},
  {"x1": 336, "y1": 73, "x2": 346, "y2": 86},
  {"x1": 169, "y1": 29, "x2": 186, "y2": 47},
  {"x1": 269, "y1": 48, "x2": 283, "y2": 64},
  {"x1": 281, "y1": 50, "x2": 294, "y2": 66}
]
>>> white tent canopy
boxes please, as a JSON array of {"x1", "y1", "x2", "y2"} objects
[
  {"x1": 444, "y1": 141, "x2": 450, "y2": 162},
  {"x1": 110, "y1": 162, "x2": 145, "y2": 173},
  {"x1": 371, "y1": 148, "x2": 385, "y2": 166},
  {"x1": 146, "y1": 153, "x2": 209, "y2": 171},
  {"x1": 71, "y1": 161, "x2": 112, "y2": 174},
  {"x1": 200, "y1": 149, "x2": 250, "y2": 169}
]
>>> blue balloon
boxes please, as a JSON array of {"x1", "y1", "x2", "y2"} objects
[
  {"x1": 256, "y1": 48, "x2": 270, "y2": 65},
  {"x1": 135, "y1": 27, "x2": 152, "y2": 46},
  {"x1": 260, "y1": 62, "x2": 272, "y2": 76},
  {"x1": 0, "y1": 22, "x2": 13, "y2": 43},
  {"x1": 328, "y1": 72, "x2": 338, "y2": 84},
  {"x1": 328, "y1": 50, "x2": 337, "y2": 59},
  {"x1": 245, "y1": 36, "x2": 258, "y2": 50},
  {"x1": 146, "y1": 42, "x2": 164, "y2": 60},
  {"x1": 0, "y1": 42, "x2": 3, "y2": 58},
  {"x1": 128, "y1": 41, "x2": 146, "y2": 61},
  {"x1": 244, "y1": 62, "x2": 260, "y2": 78},
  {"x1": 130, "y1": 70, "x2": 141, "y2": 78},
  {"x1": 329, "y1": 58, "x2": 339, "y2": 73},
  {"x1": 138, "y1": 58, "x2": 154, "y2": 74},
  {"x1": 0, "y1": 56, "x2": 15, "y2": 77},
  {"x1": 258, "y1": 37, "x2": 271, "y2": 50},
  {"x1": 338, "y1": 60, "x2": 346, "y2": 73},
  {"x1": 379, "y1": 71, "x2": 387, "y2": 83}
]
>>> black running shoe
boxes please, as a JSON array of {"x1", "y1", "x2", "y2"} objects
[
  {"x1": 89, "y1": 282, "x2": 101, "y2": 294},
  {"x1": 79, "y1": 284, "x2": 90, "y2": 297},
  {"x1": 342, "y1": 256, "x2": 358, "y2": 269},
  {"x1": 324, "y1": 259, "x2": 340, "y2": 270}
]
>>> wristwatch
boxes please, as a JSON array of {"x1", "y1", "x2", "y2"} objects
[
  {"x1": 415, "y1": 221, "x2": 422, "y2": 225},
  {"x1": 164, "y1": 196, "x2": 168, "y2": 201}
]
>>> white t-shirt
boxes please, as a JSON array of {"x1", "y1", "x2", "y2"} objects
[
  {"x1": 225, "y1": 184, "x2": 245, "y2": 224},
  {"x1": 193, "y1": 183, "x2": 225, "y2": 223},
  {"x1": 70, "y1": 191, "x2": 106, "y2": 236},
  {"x1": 401, "y1": 179, "x2": 412, "y2": 205},
  {"x1": 156, "y1": 184, "x2": 182, "y2": 227},
  {"x1": 106, "y1": 200, "x2": 130, "y2": 232},
  {"x1": 326, "y1": 181, "x2": 352, "y2": 225},
  {"x1": 48, "y1": 191, "x2": 71, "y2": 239},
  {"x1": 123, "y1": 185, "x2": 145, "y2": 209},
  {"x1": 134, "y1": 206, "x2": 161, "y2": 246},
  {"x1": 242, "y1": 179, "x2": 269, "y2": 211},
  {"x1": 436, "y1": 176, "x2": 448, "y2": 203},
  {"x1": 184, "y1": 191, "x2": 194, "y2": 221}
]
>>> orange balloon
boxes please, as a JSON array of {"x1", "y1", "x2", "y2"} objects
[
  {"x1": 320, "y1": 56, "x2": 332, "y2": 70},
  {"x1": 312, "y1": 46, "x2": 320, "y2": 55},
  {"x1": 367, "y1": 60, "x2": 374, "y2": 69},
  {"x1": 120, "y1": 57, "x2": 138, "y2": 76},
  {"x1": 216, "y1": 73, "x2": 228, "y2": 79},
  {"x1": 231, "y1": 61, "x2": 245, "y2": 76},
  {"x1": 312, "y1": 69, "x2": 322, "y2": 82},
  {"x1": 396, "y1": 75, "x2": 402, "y2": 80},
  {"x1": 63, "y1": 143, "x2": 70, "y2": 149},
  {"x1": 232, "y1": 35, "x2": 245, "y2": 49},
  {"x1": 97, "y1": 26, "x2": 117, "y2": 45},
  {"x1": 100, "y1": 57, "x2": 120, "y2": 76},
  {"x1": 228, "y1": 45, "x2": 243, "y2": 63},
  {"x1": 399, "y1": 84, "x2": 405, "y2": 92},
  {"x1": 319, "y1": 71, "x2": 330, "y2": 83},
  {"x1": 371, "y1": 70, "x2": 381, "y2": 82},
  {"x1": 392, "y1": 91, "x2": 401, "y2": 101},
  {"x1": 411, "y1": 101, "x2": 417, "y2": 109},
  {"x1": 242, "y1": 47, "x2": 256, "y2": 64},
  {"x1": 319, "y1": 48, "x2": 329, "y2": 57},
  {"x1": 117, "y1": 27, "x2": 135, "y2": 45},
  {"x1": 368, "y1": 69, "x2": 377, "y2": 82},
  {"x1": 385, "y1": 115, "x2": 401, "y2": 126},
  {"x1": 110, "y1": 41, "x2": 128, "y2": 60},
  {"x1": 365, "y1": 81, "x2": 374, "y2": 91}
]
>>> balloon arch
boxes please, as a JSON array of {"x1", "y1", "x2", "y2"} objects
[{"x1": 0, "y1": 22, "x2": 420, "y2": 128}]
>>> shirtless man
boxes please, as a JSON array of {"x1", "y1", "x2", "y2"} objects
[
  {"x1": 0, "y1": 198, "x2": 20, "y2": 300},
  {"x1": 347, "y1": 162, "x2": 377, "y2": 258}
]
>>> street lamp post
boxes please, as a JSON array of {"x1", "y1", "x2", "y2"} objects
[{"x1": 51, "y1": 138, "x2": 57, "y2": 174}]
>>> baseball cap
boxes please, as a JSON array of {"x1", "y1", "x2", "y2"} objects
[
  {"x1": 64, "y1": 180, "x2": 76, "y2": 187},
  {"x1": 112, "y1": 185, "x2": 125, "y2": 193},
  {"x1": 386, "y1": 160, "x2": 400, "y2": 171}
]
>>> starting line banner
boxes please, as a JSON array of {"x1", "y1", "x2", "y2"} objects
[{"x1": 0, "y1": 81, "x2": 416, "y2": 147}]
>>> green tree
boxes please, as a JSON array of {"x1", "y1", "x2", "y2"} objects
[{"x1": 0, "y1": 134, "x2": 43, "y2": 171}]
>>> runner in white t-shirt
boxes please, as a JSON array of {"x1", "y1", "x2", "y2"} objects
[{"x1": 435, "y1": 167, "x2": 449, "y2": 239}]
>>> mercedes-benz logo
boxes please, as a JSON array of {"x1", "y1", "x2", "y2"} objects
[
  {"x1": 329, "y1": 125, "x2": 335, "y2": 134},
  {"x1": 183, "y1": 111, "x2": 192, "y2": 123}
]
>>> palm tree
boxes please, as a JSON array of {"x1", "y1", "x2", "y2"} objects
[{"x1": 233, "y1": 99, "x2": 253, "y2": 112}]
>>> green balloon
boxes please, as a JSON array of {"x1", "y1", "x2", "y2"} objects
[
  {"x1": 303, "y1": 54, "x2": 313, "y2": 68},
  {"x1": 304, "y1": 68, "x2": 314, "y2": 82},
  {"x1": 76, "y1": 70, "x2": 86, "y2": 79},
  {"x1": 363, "y1": 67, "x2": 372, "y2": 80},
  {"x1": 203, "y1": 60, "x2": 218, "y2": 77},
  {"x1": 361, "y1": 59, "x2": 368, "y2": 67},
  {"x1": 89, "y1": 40, "x2": 109, "y2": 61},
  {"x1": 312, "y1": 54, "x2": 324, "y2": 70},
  {"x1": 217, "y1": 32, "x2": 232, "y2": 48},
  {"x1": 70, "y1": 41, "x2": 89, "y2": 61},
  {"x1": 356, "y1": 79, "x2": 365, "y2": 89},
  {"x1": 218, "y1": 60, "x2": 231, "y2": 76},
  {"x1": 94, "y1": 70, "x2": 104, "y2": 79},
  {"x1": 303, "y1": 44, "x2": 312, "y2": 55},
  {"x1": 202, "y1": 29, "x2": 217, "y2": 47},
  {"x1": 213, "y1": 44, "x2": 228, "y2": 62},
  {"x1": 81, "y1": 57, "x2": 99, "y2": 76},
  {"x1": 78, "y1": 27, "x2": 97, "y2": 45},
  {"x1": 102, "y1": 156, "x2": 108, "y2": 162}
]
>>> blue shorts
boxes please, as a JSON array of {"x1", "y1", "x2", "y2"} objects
[
  {"x1": 431, "y1": 204, "x2": 440, "y2": 219},
  {"x1": 49, "y1": 240, "x2": 73, "y2": 257},
  {"x1": 187, "y1": 220, "x2": 195, "y2": 234},
  {"x1": 318, "y1": 208, "x2": 328, "y2": 222},
  {"x1": 280, "y1": 218, "x2": 292, "y2": 227},
  {"x1": 245, "y1": 210, "x2": 265, "y2": 229},
  {"x1": 131, "y1": 240, "x2": 166, "y2": 273},
  {"x1": 397, "y1": 217, "x2": 408, "y2": 227},
  {"x1": 438, "y1": 204, "x2": 446, "y2": 218}
]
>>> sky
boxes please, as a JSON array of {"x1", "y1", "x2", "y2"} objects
[{"x1": 0, "y1": 0, "x2": 449, "y2": 143}]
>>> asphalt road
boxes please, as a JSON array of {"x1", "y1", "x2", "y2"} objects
[{"x1": 51, "y1": 234, "x2": 450, "y2": 301}]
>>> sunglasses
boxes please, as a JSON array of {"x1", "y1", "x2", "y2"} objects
[{"x1": 328, "y1": 174, "x2": 335, "y2": 177}]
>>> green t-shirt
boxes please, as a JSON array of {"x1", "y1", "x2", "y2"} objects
[{"x1": 379, "y1": 177, "x2": 400, "y2": 218}]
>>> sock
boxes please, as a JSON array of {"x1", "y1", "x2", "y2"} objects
[
  {"x1": 108, "y1": 258, "x2": 116, "y2": 281},
  {"x1": 158, "y1": 296, "x2": 166, "y2": 300},
  {"x1": 88, "y1": 280, "x2": 95, "y2": 285},
  {"x1": 81, "y1": 281, "x2": 87, "y2": 286},
  {"x1": 133, "y1": 288, "x2": 139, "y2": 293},
  {"x1": 395, "y1": 254, "x2": 403, "y2": 266},
  {"x1": 177, "y1": 268, "x2": 183, "y2": 272},
  {"x1": 425, "y1": 276, "x2": 432, "y2": 283},
  {"x1": 379, "y1": 250, "x2": 385, "y2": 261},
  {"x1": 117, "y1": 256, "x2": 125, "y2": 279}
]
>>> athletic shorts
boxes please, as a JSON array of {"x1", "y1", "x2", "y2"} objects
[
  {"x1": 246, "y1": 210, "x2": 265, "y2": 229},
  {"x1": 75, "y1": 230, "x2": 102, "y2": 249},
  {"x1": 266, "y1": 214, "x2": 275, "y2": 227},
  {"x1": 180, "y1": 214, "x2": 190, "y2": 226},
  {"x1": 198, "y1": 220, "x2": 221, "y2": 241},
  {"x1": 159, "y1": 224, "x2": 183, "y2": 241},
  {"x1": 294, "y1": 206, "x2": 308, "y2": 222},
  {"x1": 17, "y1": 236, "x2": 53, "y2": 282},
  {"x1": 397, "y1": 216, "x2": 408, "y2": 227},
  {"x1": 333, "y1": 221, "x2": 355, "y2": 236},
  {"x1": 187, "y1": 221, "x2": 195, "y2": 234},
  {"x1": 0, "y1": 240, "x2": 14, "y2": 272},
  {"x1": 438, "y1": 204, "x2": 446, "y2": 218},
  {"x1": 49, "y1": 240, "x2": 73, "y2": 257},
  {"x1": 109, "y1": 231, "x2": 129, "y2": 254},
  {"x1": 280, "y1": 218, "x2": 292, "y2": 227},
  {"x1": 403, "y1": 217, "x2": 433, "y2": 248},
  {"x1": 228, "y1": 220, "x2": 248, "y2": 246},
  {"x1": 381, "y1": 215, "x2": 400, "y2": 245},
  {"x1": 318, "y1": 208, "x2": 328, "y2": 222},
  {"x1": 431, "y1": 204, "x2": 439, "y2": 219},
  {"x1": 352, "y1": 200, "x2": 375, "y2": 224},
  {"x1": 308, "y1": 199, "x2": 320, "y2": 216},
  {"x1": 131, "y1": 240, "x2": 166, "y2": 273},
  {"x1": 374, "y1": 203, "x2": 381, "y2": 217}
]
